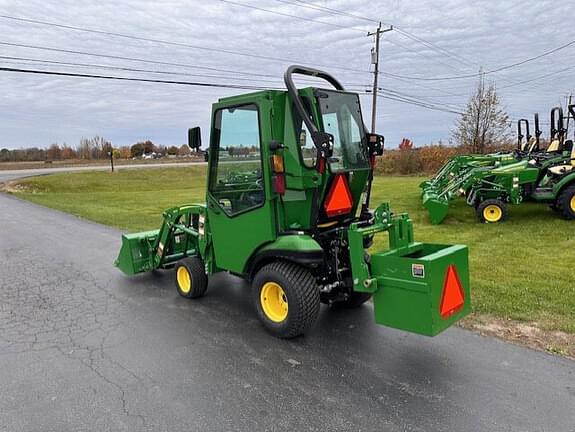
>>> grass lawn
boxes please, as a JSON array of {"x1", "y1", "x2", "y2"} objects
[{"x1": 9, "y1": 166, "x2": 575, "y2": 336}]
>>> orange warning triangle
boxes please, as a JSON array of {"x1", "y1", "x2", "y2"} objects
[
  {"x1": 324, "y1": 174, "x2": 353, "y2": 217},
  {"x1": 439, "y1": 265, "x2": 465, "y2": 319}
]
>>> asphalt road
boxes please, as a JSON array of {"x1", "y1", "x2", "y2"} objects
[
  {"x1": 0, "y1": 161, "x2": 205, "y2": 183},
  {"x1": 1, "y1": 191, "x2": 574, "y2": 431}
]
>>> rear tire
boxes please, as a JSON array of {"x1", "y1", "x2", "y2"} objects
[
  {"x1": 556, "y1": 185, "x2": 575, "y2": 220},
  {"x1": 476, "y1": 199, "x2": 508, "y2": 223},
  {"x1": 174, "y1": 257, "x2": 208, "y2": 299},
  {"x1": 252, "y1": 261, "x2": 320, "y2": 338}
]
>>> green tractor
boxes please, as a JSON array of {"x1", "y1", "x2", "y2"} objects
[
  {"x1": 115, "y1": 66, "x2": 471, "y2": 338},
  {"x1": 422, "y1": 105, "x2": 575, "y2": 224},
  {"x1": 420, "y1": 114, "x2": 543, "y2": 224}
]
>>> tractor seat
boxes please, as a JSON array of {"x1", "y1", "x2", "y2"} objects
[
  {"x1": 547, "y1": 144, "x2": 575, "y2": 176},
  {"x1": 527, "y1": 137, "x2": 538, "y2": 153},
  {"x1": 547, "y1": 139, "x2": 560, "y2": 152}
]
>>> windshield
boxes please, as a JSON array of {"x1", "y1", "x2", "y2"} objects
[{"x1": 317, "y1": 90, "x2": 369, "y2": 171}]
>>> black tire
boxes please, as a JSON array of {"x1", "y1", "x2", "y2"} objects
[
  {"x1": 476, "y1": 199, "x2": 508, "y2": 223},
  {"x1": 252, "y1": 261, "x2": 320, "y2": 338},
  {"x1": 556, "y1": 185, "x2": 575, "y2": 220},
  {"x1": 174, "y1": 257, "x2": 208, "y2": 299},
  {"x1": 334, "y1": 292, "x2": 372, "y2": 308}
]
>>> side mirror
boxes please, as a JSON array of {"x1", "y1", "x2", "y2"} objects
[
  {"x1": 269, "y1": 140, "x2": 284, "y2": 151},
  {"x1": 188, "y1": 127, "x2": 201, "y2": 150},
  {"x1": 367, "y1": 133, "x2": 384, "y2": 156}
]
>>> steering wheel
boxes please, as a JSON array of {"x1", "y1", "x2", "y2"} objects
[{"x1": 239, "y1": 178, "x2": 264, "y2": 207}]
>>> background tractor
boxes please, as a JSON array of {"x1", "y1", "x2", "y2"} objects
[
  {"x1": 116, "y1": 65, "x2": 470, "y2": 338},
  {"x1": 421, "y1": 105, "x2": 575, "y2": 223}
]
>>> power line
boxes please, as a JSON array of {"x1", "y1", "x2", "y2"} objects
[
  {"x1": 0, "y1": 41, "x2": 282, "y2": 79},
  {"x1": 0, "y1": 66, "x2": 281, "y2": 90},
  {"x1": 271, "y1": 0, "x2": 380, "y2": 24},
  {"x1": 0, "y1": 55, "x2": 282, "y2": 83},
  {"x1": 217, "y1": 0, "x2": 367, "y2": 32},
  {"x1": 376, "y1": 92, "x2": 464, "y2": 115},
  {"x1": 0, "y1": 14, "x2": 362, "y2": 69},
  {"x1": 0, "y1": 54, "x2": 371, "y2": 87},
  {"x1": 498, "y1": 64, "x2": 575, "y2": 90},
  {"x1": 0, "y1": 64, "x2": 462, "y2": 116},
  {"x1": 393, "y1": 27, "x2": 476, "y2": 70},
  {"x1": 0, "y1": 14, "x2": 376, "y2": 78},
  {"x1": 378, "y1": 38, "x2": 575, "y2": 81}
]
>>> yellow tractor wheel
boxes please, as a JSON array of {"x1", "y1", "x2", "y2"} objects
[
  {"x1": 557, "y1": 185, "x2": 575, "y2": 220},
  {"x1": 174, "y1": 257, "x2": 208, "y2": 299},
  {"x1": 252, "y1": 261, "x2": 319, "y2": 338},
  {"x1": 477, "y1": 199, "x2": 507, "y2": 223}
]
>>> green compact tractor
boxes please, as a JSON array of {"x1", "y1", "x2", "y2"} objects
[
  {"x1": 420, "y1": 115, "x2": 543, "y2": 224},
  {"x1": 116, "y1": 66, "x2": 471, "y2": 338},
  {"x1": 422, "y1": 105, "x2": 575, "y2": 224}
]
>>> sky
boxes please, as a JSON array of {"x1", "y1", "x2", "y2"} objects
[{"x1": 0, "y1": 0, "x2": 574, "y2": 150}]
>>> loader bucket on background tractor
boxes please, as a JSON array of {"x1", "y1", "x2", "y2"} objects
[{"x1": 422, "y1": 191, "x2": 450, "y2": 225}]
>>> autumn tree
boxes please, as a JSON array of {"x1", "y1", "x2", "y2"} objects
[
  {"x1": 130, "y1": 143, "x2": 145, "y2": 158},
  {"x1": 178, "y1": 144, "x2": 191, "y2": 157},
  {"x1": 46, "y1": 143, "x2": 62, "y2": 161},
  {"x1": 451, "y1": 75, "x2": 510, "y2": 153}
]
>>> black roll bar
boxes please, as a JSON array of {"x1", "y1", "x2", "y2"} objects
[
  {"x1": 550, "y1": 106, "x2": 565, "y2": 141},
  {"x1": 517, "y1": 119, "x2": 530, "y2": 149},
  {"x1": 534, "y1": 113, "x2": 542, "y2": 150},
  {"x1": 284, "y1": 65, "x2": 345, "y2": 136}
]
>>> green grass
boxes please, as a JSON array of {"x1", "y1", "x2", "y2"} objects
[{"x1": 11, "y1": 167, "x2": 575, "y2": 334}]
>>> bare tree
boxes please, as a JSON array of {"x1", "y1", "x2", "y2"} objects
[{"x1": 452, "y1": 74, "x2": 511, "y2": 153}]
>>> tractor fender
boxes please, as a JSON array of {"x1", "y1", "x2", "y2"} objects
[
  {"x1": 552, "y1": 172, "x2": 575, "y2": 196},
  {"x1": 245, "y1": 234, "x2": 324, "y2": 280}
]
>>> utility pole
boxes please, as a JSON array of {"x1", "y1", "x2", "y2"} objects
[
  {"x1": 368, "y1": 23, "x2": 393, "y2": 133},
  {"x1": 565, "y1": 94, "x2": 572, "y2": 138}
]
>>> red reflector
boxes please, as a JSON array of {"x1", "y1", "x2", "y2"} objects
[
  {"x1": 440, "y1": 265, "x2": 465, "y2": 319},
  {"x1": 273, "y1": 174, "x2": 286, "y2": 194},
  {"x1": 324, "y1": 174, "x2": 353, "y2": 217}
]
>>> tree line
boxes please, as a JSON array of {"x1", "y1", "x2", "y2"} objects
[{"x1": 0, "y1": 137, "x2": 193, "y2": 163}]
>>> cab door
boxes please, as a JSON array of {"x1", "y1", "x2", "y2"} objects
[{"x1": 206, "y1": 101, "x2": 276, "y2": 274}]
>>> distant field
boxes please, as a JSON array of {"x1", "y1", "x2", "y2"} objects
[
  {"x1": 9, "y1": 167, "x2": 575, "y2": 340},
  {"x1": 0, "y1": 157, "x2": 202, "y2": 171}
]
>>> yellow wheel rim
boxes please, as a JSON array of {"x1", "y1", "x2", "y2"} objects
[
  {"x1": 483, "y1": 204, "x2": 502, "y2": 222},
  {"x1": 570, "y1": 195, "x2": 575, "y2": 212},
  {"x1": 260, "y1": 282, "x2": 288, "y2": 323},
  {"x1": 177, "y1": 266, "x2": 192, "y2": 294}
]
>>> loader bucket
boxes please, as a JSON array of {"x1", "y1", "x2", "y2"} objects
[
  {"x1": 370, "y1": 242, "x2": 470, "y2": 336},
  {"x1": 422, "y1": 191, "x2": 450, "y2": 225},
  {"x1": 115, "y1": 230, "x2": 159, "y2": 275}
]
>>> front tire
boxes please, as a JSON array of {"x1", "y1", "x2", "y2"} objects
[
  {"x1": 174, "y1": 257, "x2": 208, "y2": 299},
  {"x1": 556, "y1": 185, "x2": 575, "y2": 220},
  {"x1": 476, "y1": 199, "x2": 508, "y2": 223},
  {"x1": 252, "y1": 261, "x2": 320, "y2": 338}
]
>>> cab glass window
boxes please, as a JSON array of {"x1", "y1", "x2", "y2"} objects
[
  {"x1": 209, "y1": 104, "x2": 264, "y2": 215},
  {"x1": 293, "y1": 97, "x2": 317, "y2": 168},
  {"x1": 317, "y1": 90, "x2": 369, "y2": 171}
]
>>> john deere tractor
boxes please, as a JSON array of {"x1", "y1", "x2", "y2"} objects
[
  {"x1": 116, "y1": 66, "x2": 470, "y2": 338},
  {"x1": 421, "y1": 105, "x2": 575, "y2": 224}
]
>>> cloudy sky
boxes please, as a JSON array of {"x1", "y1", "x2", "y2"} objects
[{"x1": 0, "y1": 0, "x2": 573, "y2": 150}]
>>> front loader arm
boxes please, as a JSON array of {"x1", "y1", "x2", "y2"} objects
[{"x1": 115, "y1": 204, "x2": 207, "y2": 275}]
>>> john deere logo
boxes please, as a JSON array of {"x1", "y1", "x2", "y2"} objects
[{"x1": 412, "y1": 263, "x2": 425, "y2": 278}]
